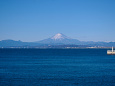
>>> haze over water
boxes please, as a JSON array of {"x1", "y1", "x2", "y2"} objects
[{"x1": 0, "y1": 49, "x2": 115, "y2": 86}]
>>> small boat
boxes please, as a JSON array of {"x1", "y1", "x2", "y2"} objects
[{"x1": 107, "y1": 46, "x2": 115, "y2": 55}]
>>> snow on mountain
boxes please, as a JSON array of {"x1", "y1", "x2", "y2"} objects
[
  {"x1": 51, "y1": 33, "x2": 71, "y2": 40},
  {"x1": 38, "y1": 33, "x2": 80, "y2": 44}
]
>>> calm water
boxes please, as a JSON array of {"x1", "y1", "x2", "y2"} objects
[{"x1": 0, "y1": 49, "x2": 115, "y2": 86}]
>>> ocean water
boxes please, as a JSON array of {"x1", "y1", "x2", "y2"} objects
[{"x1": 0, "y1": 49, "x2": 115, "y2": 86}]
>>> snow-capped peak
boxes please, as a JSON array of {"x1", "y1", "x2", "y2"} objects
[{"x1": 51, "y1": 33, "x2": 70, "y2": 40}]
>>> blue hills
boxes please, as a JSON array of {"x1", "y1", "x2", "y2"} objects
[
  {"x1": 0, "y1": 33, "x2": 115, "y2": 48},
  {"x1": 0, "y1": 40, "x2": 42, "y2": 48}
]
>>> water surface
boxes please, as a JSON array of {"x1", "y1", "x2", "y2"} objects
[{"x1": 0, "y1": 49, "x2": 115, "y2": 86}]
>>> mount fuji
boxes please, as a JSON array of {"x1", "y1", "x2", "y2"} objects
[
  {"x1": 1, "y1": 33, "x2": 115, "y2": 48},
  {"x1": 37, "y1": 33, "x2": 81, "y2": 44}
]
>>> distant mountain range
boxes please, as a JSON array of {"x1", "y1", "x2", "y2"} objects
[
  {"x1": 0, "y1": 40, "x2": 42, "y2": 48},
  {"x1": 0, "y1": 33, "x2": 115, "y2": 48}
]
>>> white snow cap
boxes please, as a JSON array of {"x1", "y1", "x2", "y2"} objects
[{"x1": 51, "y1": 33, "x2": 70, "y2": 40}]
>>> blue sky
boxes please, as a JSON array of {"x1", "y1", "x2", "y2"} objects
[{"x1": 0, "y1": 0, "x2": 115, "y2": 42}]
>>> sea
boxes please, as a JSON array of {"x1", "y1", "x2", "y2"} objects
[{"x1": 0, "y1": 49, "x2": 115, "y2": 86}]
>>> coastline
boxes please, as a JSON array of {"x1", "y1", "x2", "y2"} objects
[{"x1": 0, "y1": 47, "x2": 113, "y2": 49}]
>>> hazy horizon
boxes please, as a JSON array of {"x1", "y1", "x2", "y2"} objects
[{"x1": 1, "y1": 0, "x2": 115, "y2": 42}]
